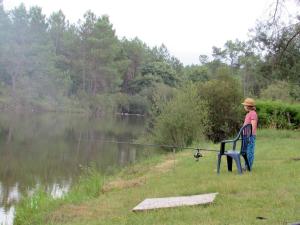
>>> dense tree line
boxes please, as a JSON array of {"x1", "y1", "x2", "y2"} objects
[
  {"x1": 0, "y1": 4, "x2": 183, "y2": 112},
  {"x1": 0, "y1": 3, "x2": 299, "y2": 115}
]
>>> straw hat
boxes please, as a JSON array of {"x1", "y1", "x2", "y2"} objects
[{"x1": 242, "y1": 98, "x2": 255, "y2": 107}]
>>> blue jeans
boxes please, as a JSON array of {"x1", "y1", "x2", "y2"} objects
[{"x1": 246, "y1": 136, "x2": 256, "y2": 170}]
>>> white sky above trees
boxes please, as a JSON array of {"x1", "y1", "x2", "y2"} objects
[{"x1": 3, "y1": 0, "x2": 299, "y2": 65}]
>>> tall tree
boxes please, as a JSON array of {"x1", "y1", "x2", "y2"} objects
[
  {"x1": 252, "y1": 17, "x2": 300, "y2": 87},
  {"x1": 120, "y1": 38, "x2": 148, "y2": 92},
  {"x1": 4, "y1": 4, "x2": 29, "y2": 94},
  {"x1": 0, "y1": 5, "x2": 11, "y2": 85},
  {"x1": 78, "y1": 11, "x2": 97, "y2": 92},
  {"x1": 48, "y1": 10, "x2": 67, "y2": 55},
  {"x1": 80, "y1": 13, "x2": 123, "y2": 94}
]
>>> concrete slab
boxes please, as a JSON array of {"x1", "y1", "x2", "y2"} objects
[{"x1": 132, "y1": 192, "x2": 218, "y2": 212}]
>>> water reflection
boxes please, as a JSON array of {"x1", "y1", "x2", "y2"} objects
[
  {"x1": 49, "y1": 180, "x2": 72, "y2": 199},
  {"x1": 0, "y1": 206, "x2": 14, "y2": 225},
  {"x1": 0, "y1": 113, "x2": 147, "y2": 224}
]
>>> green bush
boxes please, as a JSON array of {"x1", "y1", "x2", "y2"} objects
[
  {"x1": 77, "y1": 92, "x2": 117, "y2": 115},
  {"x1": 142, "y1": 83, "x2": 177, "y2": 130},
  {"x1": 197, "y1": 75, "x2": 243, "y2": 142},
  {"x1": 256, "y1": 100, "x2": 300, "y2": 129},
  {"x1": 147, "y1": 83, "x2": 176, "y2": 119},
  {"x1": 113, "y1": 93, "x2": 129, "y2": 113},
  {"x1": 260, "y1": 80, "x2": 296, "y2": 102},
  {"x1": 152, "y1": 75, "x2": 244, "y2": 145},
  {"x1": 127, "y1": 95, "x2": 150, "y2": 115},
  {"x1": 115, "y1": 93, "x2": 150, "y2": 115},
  {"x1": 152, "y1": 84, "x2": 208, "y2": 147}
]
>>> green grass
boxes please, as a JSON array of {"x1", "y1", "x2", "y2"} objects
[{"x1": 15, "y1": 129, "x2": 300, "y2": 225}]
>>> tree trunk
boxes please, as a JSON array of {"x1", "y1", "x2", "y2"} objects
[
  {"x1": 82, "y1": 46, "x2": 86, "y2": 91},
  {"x1": 11, "y1": 74, "x2": 16, "y2": 96}
]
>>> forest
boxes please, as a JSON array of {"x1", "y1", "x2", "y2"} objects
[{"x1": 0, "y1": 3, "x2": 299, "y2": 144}]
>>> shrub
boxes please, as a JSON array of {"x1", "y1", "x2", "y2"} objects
[
  {"x1": 115, "y1": 93, "x2": 150, "y2": 115},
  {"x1": 152, "y1": 84, "x2": 208, "y2": 147},
  {"x1": 256, "y1": 100, "x2": 300, "y2": 129},
  {"x1": 127, "y1": 95, "x2": 149, "y2": 115},
  {"x1": 114, "y1": 93, "x2": 130, "y2": 113},
  {"x1": 260, "y1": 80, "x2": 295, "y2": 102},
  {"x1": 197, "y1": 75, "x2": 243, "y2": 142},
  {"x1": 144, "y1": 83, "x2": 177, "y2": 129},
  {"x1": 147, "y1": 83, "x2": 176, "y2": 117}
]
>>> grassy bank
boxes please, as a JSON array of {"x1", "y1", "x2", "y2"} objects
[{"x1": 15, "y1": 129, "x2": 300, "y2": 225}]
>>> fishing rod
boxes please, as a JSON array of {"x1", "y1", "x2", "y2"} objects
[{"x1": 80, "y1": 139, "x2": 219, "y2": 161}]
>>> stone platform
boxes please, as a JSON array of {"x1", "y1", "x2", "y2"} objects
[{"x1": 132, "y1": 192, "x2": 218, "y2": 212}]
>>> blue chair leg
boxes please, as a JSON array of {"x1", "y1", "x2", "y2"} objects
[
  {"x1": 232, "y1": 155, "x2": 242, "y2": 174},
  {"x1": 226, "y1": 156, "x2": 233, "y2": 172},
  {"x1": 217, "y1": 153, "x2": 222, "y2": 174},
  {"x1": 242, "y1": 154, "x2": 251, "y2": 171}
]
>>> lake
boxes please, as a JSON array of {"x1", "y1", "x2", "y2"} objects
[{"x1": 0, "y1": 113, "x2": 152, "y2": 225}]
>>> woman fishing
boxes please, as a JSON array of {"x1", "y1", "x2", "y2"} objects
[{"x1": 242, "y1": 98, "x2": 258, "y2": 170}]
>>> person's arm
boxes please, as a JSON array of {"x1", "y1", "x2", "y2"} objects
[{"x1": 251, "y1": 119, "x2": 257, "y2": 134}]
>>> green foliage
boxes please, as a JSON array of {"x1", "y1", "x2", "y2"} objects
[
  {"x1": 141, "y1": 61, "x2": 179, "y2": 87},
  {"x1": 197, "y1": 73, "x2": 243, "y2": 142},
  {"x1": 151, "y1": 73, "x2": 243, "y2": 146},
  {"x1": 79, "y1": 14, "x2": 124, "y2": 94},
  {"x1": 152, "y1": 84, "x2": 208, "y2": 147},
  {"x1": 149, "y1": 44, "x2": 183, "y2": 73},
  {"x1": 183, "y1": 65, "x2": 209, "y2": 82},
  {"x1": 260, "y1": 80, "x2": 298, "y2": 102},
  {"x1": 147, "y1": 83, "x2": 176, "y2": 118},
  {"x1": 144, "y1": 83, "x2": 176, "y2": 130},
  {"x1": 290, "y1": 83, "x2": 300, "y2": 101},
  {"x1": 14, "y1": 165, "x2": 104, "y2": 225},
  {"x1": 256, "y1": 100, "x2": 300, "y2": 129},
  {"x1": 212, "y1": 39, "x2": 246, "y2": 68},
  {"x1": 127, "y1": 95, "x2": 149, "y2": 115},
  {"x1": 0, "y1": 5, "x2": 184, "y2": 113},
  {"x1": 14, "y1": 189, "x2": 57, "y2": 225},
  {"x1": 252, "y1": 20, "x2": 300, "y2": 92},
  {"x1": 114, "y1": 93, "x2": 150, "y2": 115},
  {"x1": 0, "y1": 5, "x2": 73, "y2": 111},
  {"x1": 1, "y1": 3, "x2": 299, "y2": 117},
  {"x1": 120, "y1": 38, "x2": 148, "y2": 93},
  {"x1": 84, "y1": 93, "x2": 117, "y2": 116},
  {"x1": 125, "y1": 74, "x2": 161, "y2": 94},
  {"x1": 66, "y1": 165, "x2": 104, "y2": 201}
]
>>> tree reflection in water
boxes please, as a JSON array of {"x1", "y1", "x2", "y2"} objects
[{"x1": 0, "y1": 113, "x2": 148, "y2": 225}]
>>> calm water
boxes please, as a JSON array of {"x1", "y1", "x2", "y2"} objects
[{"x1": 0, "y1": 113, "x2": 149, "y2": 225}]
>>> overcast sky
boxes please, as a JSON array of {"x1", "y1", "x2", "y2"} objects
[{"x1": 3, "y1": 0, "x2": 297, "y2": 65}]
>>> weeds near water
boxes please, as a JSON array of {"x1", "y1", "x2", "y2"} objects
[
  {"x1": 66, "y1": 164, "x2": 104, "y2": 202},
  {"x1": 14, "y1": 164, "x2": 104, "y2": 225},
  {"x1": 14, "y1": 189, "x2": 56, "y2": 225}
]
